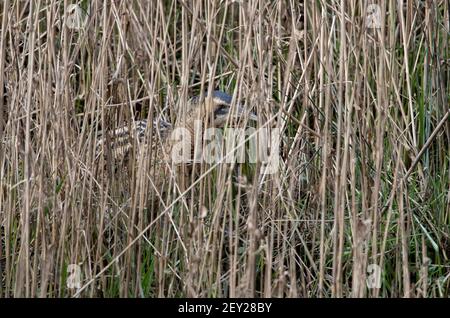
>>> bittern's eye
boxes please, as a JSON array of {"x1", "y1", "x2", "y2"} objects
[{"x1": 214, "y1": 104, "x2": 230, "y2": 117}]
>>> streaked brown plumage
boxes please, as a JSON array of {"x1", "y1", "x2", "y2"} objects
[{"x1": 95, "y1": 90, "x2": 257, "y2": 194}]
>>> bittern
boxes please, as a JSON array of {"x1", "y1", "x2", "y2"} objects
[{"x1": 96, "y1": 90, "x2": 257, "y2": 193}]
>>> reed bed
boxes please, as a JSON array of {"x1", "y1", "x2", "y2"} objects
[{"x1": 0, "y1": 0, "x2": 449, "y2": 297}]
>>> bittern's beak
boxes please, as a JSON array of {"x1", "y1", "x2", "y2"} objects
[
  {"x1": 215, "y1": 105, "x2": 257, "y2": 126},
  {"x1": 235, "y1": 105, "x2": 258, "y2": 122}
]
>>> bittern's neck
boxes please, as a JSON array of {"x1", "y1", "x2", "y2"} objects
[{"x1": 166, "y1": 116, "x2": 219, "y2": 164}]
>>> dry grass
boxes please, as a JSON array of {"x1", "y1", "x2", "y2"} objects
[{"x1": 0, "y1": 0, "x2": 449, "y2": 298}]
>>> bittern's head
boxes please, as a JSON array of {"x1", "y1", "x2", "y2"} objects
[{"x1": 192, "y1": 90, "x2": 257, "y2": 128}]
